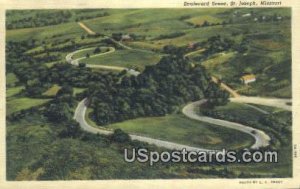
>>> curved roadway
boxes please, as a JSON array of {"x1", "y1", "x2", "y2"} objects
[
  {"x1": 74, "y1": 98, "x2": 214, "y2": 152},
  {"x1": 182, "y1": 100, "x2": 271, "y2": 149},
  {"x1": 65, "y1": 47, "x2": 140, "y2": 76},
  {"x1": 70, "y1": 22, "x2": 292, "y2": 151}
]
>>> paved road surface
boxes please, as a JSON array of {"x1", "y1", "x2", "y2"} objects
[
  {"x1": 211, "y1": 76, "x2": 240, "y2": 97},
  {"x1": 74, "y1": 98, "x2": 214, "y2": 152},
  {"x1": 230, "y1": 96, "x2": 292, "y2": 111},
  {"x1": 182, "y1": 100, "x2": 271, "y2": 149},
  {"x1": 66, "y1": 47, "x2": 140, "y2": 76}
]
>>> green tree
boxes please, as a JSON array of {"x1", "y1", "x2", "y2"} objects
[
  {"x1": 110, "y1": 129, "x2": 131, "y2": 143},
  {"x1": 45, "y1": 102, "x2": 72, "y2": 122}
]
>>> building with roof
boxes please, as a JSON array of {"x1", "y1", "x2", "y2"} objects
[{"x1": 241, "y1": 74, "x2": 256, "y2": 84}]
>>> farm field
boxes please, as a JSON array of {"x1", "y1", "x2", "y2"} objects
[{"x1": 7, "y1": 97, "x2": 50, "y2": 115}]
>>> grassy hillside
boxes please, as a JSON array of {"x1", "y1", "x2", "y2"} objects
[
  {"x1": 80, "y1": 49, "x2": 162, "y2": 70},
  {"x1": 101, "y1": 114, "x2": 254, "y2": 150}
]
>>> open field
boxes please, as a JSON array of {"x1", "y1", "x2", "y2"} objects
[
  {"x1": 7, "y1": 97, "x2": 50, "y2": 115},
  {"x1": 7, "y1": 86, "x2": 24, "y2": 98},
  {"x1": 103, "y1": 114, "x2": 255, "y2": 150},
  {"x1": 80, "y1": 49, "x2": 162, "y2": 70},
  {"x1": 72, "y1": 47, "x2": 111, "y2": 59},
  {"x1": 42, "y1": 84, "x2": 61, "y2": 97},
  {"x1": 6, "y1": 22, "x2": 84, "y2": 42}
]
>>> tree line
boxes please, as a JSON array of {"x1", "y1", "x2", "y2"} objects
[{"x1": 87, "y1": 54, "x2": 229, "y2": 125}]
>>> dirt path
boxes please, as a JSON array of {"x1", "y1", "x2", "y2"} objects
[
  {"x1": 184, "y1": 48, "x2": 206, "y2": 57},
  {"x1": 211, "y1": 76, "x2": 240, "y2": 97},
  {"x1": 78, "y1": 22, "x2": 96, "y2": 35}
]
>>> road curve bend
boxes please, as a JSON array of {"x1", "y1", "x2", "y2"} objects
[
  {"x1": 182, "y1": 100, "x2": 271, "y2": 149},
  {"x1": 65, "y1": 47, "x2": 140, "y2": 76},
  {"x1": 74, "y1": 98, "x2": 214, "y2": 152},
  {"x1": 68, "y1": 27, "x2": 285, "y2": 151}
]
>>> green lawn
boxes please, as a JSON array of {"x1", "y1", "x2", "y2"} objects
[
  {"x1": 80, "y1": 49, "x2": 162, "y2": 70},
  {"x1": 206, "y1": 102, "x2": 266, "y2": 122},
  {"x1": 42, "y1": 84, "x2": 61, "y2": 97},
  {"x1": 107, "y1": 114, "x2": 254, "y2": 150},
  {"x1": 72, "y1": 47, "x2": 112, "y2": 59},
  {"x1": 186, "y1": 15, "x2": 223, "y2": 25},
  {"x1": 83, "y1": 9, "x2": 228, "y2": 38},
  {"x1": 7, "y1": 22, "x2": 84, "y2": 42},
  {"x1": 7, "y1": 97, "x2": 50, "y2": 115},
  {"x1": 6, "y1": 73, "x2": 19, "y2": 87},
  {"x1": 202, "y1": 52, "x2": 236, "y2": 69},
  {"x1": 6, "y1": 86, "x2": 24, "y2": 98},
  {"x1": 74, "y1": 87, "x2": 86, "y2": 95}
]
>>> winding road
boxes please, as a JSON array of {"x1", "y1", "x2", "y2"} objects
[
  {"x1": 74, "y1": 98, "x2": 214, "y2": 152},
  {"x1": 65, "y1": 47, "x2": 140, "y2": 76},
  {"x1": 70, "y1": 22, "x2": 292, "y2": 152},
  {"x1": 182, "y1": 100, "x2": 271, "y2": 149}
]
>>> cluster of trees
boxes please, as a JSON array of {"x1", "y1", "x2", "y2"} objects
[
  {"x1": 155, "y1": 32, "x2": 186, "y2": 40},
  {"x1": 201, "y1": 107, "x2": 291, "y2": 147},
  {"x1": 192, "y1": 19, "x2": 233, "y2": 28},
  {"x1": 188, "y1": 35, "x2": 249, "y2": 59},
  {"x1": 111, "y1": 33, "x2": 146, "y2": 41},
  {"x1": 162, "y1": 45, "x2": 187, "y2": 56},
  {"x1": 6, "y1": 10, "x2": 73, "y2": 29},
  {"x1": 162, "y1": 35, "x2": 248, "y2": 60},
  {"x1": 179, "y1": 15, "x2": 192, "y2": 20},
  {"x1": 6, "y1": 10, "x2": 110, "y2": 29},
  {"x1": 74, "y1": 12, "x2": 109, "y2": 22},
  {"x1": 203, "y1": 35, "x2": 235, "y2": 55},
  {"x1": 7, "y1": 41, "x2": 120, "y2": 98},
  {"x1": 32, "y1": 54, "x2": 61, "y2": 63},
  {"x1": 88, "y1": 55, "x2": 228, "y2": 125}
]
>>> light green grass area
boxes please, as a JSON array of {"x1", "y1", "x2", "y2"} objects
[
  {"x1": 127, "y1": 41, "x2": 162, "y2": 51},
  {"x1": 6, "y1": 72, "x2": 19, "y2": 87},
  {"x1": 72, "y1": 48, "x2": 96, "y2": 59},
  {"x1": 107, "y1": 114, "x2": 254, "y2": 150},
  {"x1": 202, "y1": 51, "x2": 236, "y2": 69},
  {"x1": 151, "y1": 25, "x2": 237, "y2": 47},
  {"x1": 7, "y1": 98, "x2": 50, "y2": 115},
  {"x1": 72, "y1": 47, "x2": 112, "y2": 59},
  {"x1": 186, "y1": 15, "x2": 223, "y2": 25},
  {"x1": 7, "y1": 22, "x2": 84, "y2": 42},
  {"x1": 42, "y1": 84, "x2": 61, "y2": 97},
  {"x1": 209, "y1": 102, "x2": 263, "y2": 120},
  {"x1": 7, "y1": 86, "x2": 24, "y2": 98},
  {"x1": 74, "y1": 87, "x2": 86, "y2": 95},
  {"x1": 80, "y1": 49, "x2": 162, "y2": 70},
  {"x1": 83, "y1": 9, "x2": 228, "y2": 37}
]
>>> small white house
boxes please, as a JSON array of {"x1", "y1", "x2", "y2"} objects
[
  {"x1": 121, "y1": 34, "x2": 132, "y2": 41},
  {"x1": 241, "y1": 74, "x2": 256, "y2": 84},
  {"x1": 242, "y1": 13, "x2": 251, "y2": 17}
]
